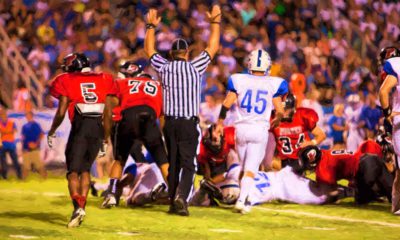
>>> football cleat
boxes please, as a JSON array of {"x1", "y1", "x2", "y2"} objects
[
  {"x1": 233, "y1": 199, "x2": 251, "y2": 214},
  {"x1": 67, "y1": 208, "x2": 86, "y2": 228},
  {"x1": 173, "y1": 197, "x2": 189, "y2": 216},
  {"x1": 101, "y1": 193, "x2": 117, "y2": 208},
  {"x1": 150, "y1": 182, "x2": 167, "y2": 202}
]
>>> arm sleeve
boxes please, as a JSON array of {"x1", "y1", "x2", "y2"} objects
[
  {"x1": 150, "y1": 53, "x2": 169, "y2": 73},
  {"x1": 301, "y1": 108, "x2": 319, "y2": 131},
  {"x1": 383, "y1": 61, "x2": 398, "y2": 78},
  {"x1": 226, "y1": 76, "x2": 237, "y2": 93},
  {"x1": 50, "y1": 75, "x2": 68, "y2": 99},
  {"x1": 191, "y1": 51, "x2": 212, "y2": 75},
  {"x1": 273, "y1": 80, "x2": 289, "y2": 98}
]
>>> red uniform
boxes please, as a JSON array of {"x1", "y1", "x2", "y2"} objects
[
  {"x1": 316, "y1": 140, "x2": 382, "y2": 185},
  {"x1": 198, "y1": 127, "x2": 236, "y2": 165},
  {"x1": 50, "y1": 72, "x2": 115, "y2": 121},
  {"x1": 271, "y1": 108, "x2": 319, "y2": 160},
  {"x1": 114, "y1": 77, "x2": 162, "y2": 117}
]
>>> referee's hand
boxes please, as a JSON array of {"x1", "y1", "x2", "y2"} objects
[
  {"x1": 146, "y1": 9, "x2": 161, "y2": 26},
  {"x1": 206, "y1": 5, "x2": 221, "y2": 23}
]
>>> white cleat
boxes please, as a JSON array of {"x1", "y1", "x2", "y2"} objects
[
  {"x1": 393, "y1": 209, "x2": 400, "y2": 216},
  {"x1": 67, "y1": 208, "x2": 86, "y2": 228},
  {"x1": 101, "y1": 194, "x2": 117, "y2": 208},
  {"x1": 233, "y1": 200, "x2": 251, "y2": 214}
]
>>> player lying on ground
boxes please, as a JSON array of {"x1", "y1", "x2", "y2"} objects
[
  {"x1": 102, "y1": 61, "x2": 169, "y2": 208},
  {"x1": 216, "y1": 49, "x2": 288, "y2": 214},
  {"x1": 48, "y1": 53, "x2": 116, "y2": 228},
  {"x1": 192, "y1": 125, "x2": 350, "y2": 207},
  {"x1": 378, "y1": 46, "x2": 400, "y2": 214},
  {"x1": 264, "y1": 93, "x2": 326, "y2": 170},
  {"x1": 297, "y1": 137, "x2": 394, "y2": 205}
]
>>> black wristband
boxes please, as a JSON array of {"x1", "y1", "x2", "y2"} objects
[
  {"x1": 219, "y1": 105, "x2": 229, "y2": 120},
  {"x1": 146, "y1": 23, "x2": 156, "y2": 29},
  {"x1": 383, "y1": 107, "x2": 392, "y2": 118}
]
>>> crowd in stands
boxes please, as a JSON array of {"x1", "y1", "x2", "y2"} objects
[{"x1": 1, "y1": 0, "x2": 400, "y2": 153}]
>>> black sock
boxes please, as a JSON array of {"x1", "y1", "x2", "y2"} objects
[{"x1": 109, "y1": 178, "x2": 119, "y2": 195}]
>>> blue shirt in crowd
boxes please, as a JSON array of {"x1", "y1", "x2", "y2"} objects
[
  {"x1": 359, "y1": 106, "x2": 382, "y2": 132},
  {"x1": 21, "y1": 121, "x2": 43, "y2": 151},
  {"x1": 328, "y1": 115, "x2": 346, "y2": 144}
]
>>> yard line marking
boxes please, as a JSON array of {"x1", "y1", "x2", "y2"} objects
[
  {"x1": 256, "y1": 207, "x2": 400, "y2": 228},
  {"x1": 209, "y1": 229, "x2": 243, "y2": 233},
  {"x1": 117, "y1": 232, "x2": 142, "y2": 236},
  {"x1": 303, "y1": 227, "x2": 336, "y2": 231},
  {"x1": 9, "y1": 235, "x2": 38, "y2": 239},
  {"x1": 0, "y1": 189, "x2": 66, "y2": 197}
]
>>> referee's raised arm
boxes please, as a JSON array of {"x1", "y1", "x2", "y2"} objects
[{"x1": 144, "y1": 6, "x2": 221, "y2": 216}]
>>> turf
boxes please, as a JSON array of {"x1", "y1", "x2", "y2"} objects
[{"x1": 0, "y1": 176, "x2": 399, "y2": 240}]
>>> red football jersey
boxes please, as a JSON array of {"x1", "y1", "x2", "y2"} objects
[
  {"x1": 316, "y1": 140, "x2": 382, "y2": 185},
  {"x1": 198, "y1": 126, "x2": 236, "y2": 165},
  {"x1": 115, "y1": 77, "x2": 163, "y2": 117},
  {"x1": 50, "y1": 72, "x2": 115, "y2": 121},
  {"x1": 271, "y1": 108, "x2": 318, "y2": 160},
  {"x1": 112, "y1": 106, "x2": 122, "y2": 122}
]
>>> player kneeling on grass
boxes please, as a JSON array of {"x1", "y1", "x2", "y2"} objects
[
  {"x1": 102, "y1": 61, "x2": 169, "y2": 208},
  {"x1": 297, "y1": 136, "x2": 394, "y2": 205},
  {"x1": 48, "y1": 53, "x2": 116, "y2": 228}
]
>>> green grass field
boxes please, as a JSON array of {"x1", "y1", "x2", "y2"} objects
[{"x1": 0, "y1": 176, "x2": 399, "y2": 240}]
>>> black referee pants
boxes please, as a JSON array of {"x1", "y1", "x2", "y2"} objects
[{"x1": 163, "y1": 117, "x2": 200, "y2": 204}]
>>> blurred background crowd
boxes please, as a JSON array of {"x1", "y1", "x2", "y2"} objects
[{"x1": 0, "y1": 0, "x2": 399, "y2": 178}]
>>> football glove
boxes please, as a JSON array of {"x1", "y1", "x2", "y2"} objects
[
  {"x1": 97, "y1": 141, "x2": 108, "y2": 158},
  {"x1": 383, "y1": 118, "x2": 393, "y2": 135},
  {"x1": 47, "y1": 133, "x2": 56, "y2": 149}
]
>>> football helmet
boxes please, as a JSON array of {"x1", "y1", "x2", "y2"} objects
[
  {"x1": 376, "y1": 132, "x2": 395, "y2": 163},
  {"x1": 248, "y1": 49, "x2": 271, "y2": 74},
  {"x1": 379, "y1": 46, "x2": 400, "y2": 66},
  {"x1": 61, "y1": 53, "x2": 90, "y2": 72},
  {"x1": 282, "y1": 93, "x2": 296, "y2": 122},
  {"x1": 202, "y1": 124, "x2": 224, "y2": 157},
  {"x1": 297, "y1": 145, "x2": 322, "y2": 171},
  {"x1": 119, "y1": 60, "x2": 143, "y2": 78}
]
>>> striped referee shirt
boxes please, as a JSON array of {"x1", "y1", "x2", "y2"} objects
[{"x1": 150, "y1": 51, "x2": 211, "y2": 117}]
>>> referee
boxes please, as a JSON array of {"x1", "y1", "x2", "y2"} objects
[{"x1": 144, "y1": 6, "x2": 221, "y2": 216}]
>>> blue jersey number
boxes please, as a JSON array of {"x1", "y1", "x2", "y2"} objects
[
  {"x1": 240, "y1": 90, "x2": 268, "y2": 114},
  {"x1": 254, "y1": 172, "x2": 270, "y2": 193}
]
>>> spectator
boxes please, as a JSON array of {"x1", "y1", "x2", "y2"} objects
[
  {"x1": 199, "y1": 94, "x2": 221, "y2": 124},
  {"x1": 0, "y1": 107, "x2": 22, "y2": 179},
  {"x1": 21, "y1": 111, "x2": 47, "y2": 179},
  {"x1": 359, "y1": 94, "x2": 382, "y2": 140},
  {"x1": 328, "y1": 104, "x2": 348, "y2": 150},
  {"x1": 344, "y1": 94, "x2": 364, "y2": 152}
]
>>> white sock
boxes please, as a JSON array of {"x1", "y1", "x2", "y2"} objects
[{"x1": 238, "y1": 176, "x2": 253, "y2": 203}]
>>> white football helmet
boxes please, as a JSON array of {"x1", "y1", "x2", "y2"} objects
[{"x1": 248, "y1": 49, "x2": 272, "y2": 75}]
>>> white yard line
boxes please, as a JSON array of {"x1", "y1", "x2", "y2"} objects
[
  {"x1": 0, "y1": 189, "x2": 66, "y2": 197},
  {"x1": 256, "y1": 207, "x2": 400, "y2": 228},
  {"x1": 9, "y1": 235, "x2": 39, "y2": 239},
  {"x1": 116, "y1": 232, "x2": 142, "y2": 236},
  {"x1": 303, "y1": 227, "x2": 336, "y2": 231},
  {"x1": 209, "y1": 229, "x2": 243, "y2": 233}
]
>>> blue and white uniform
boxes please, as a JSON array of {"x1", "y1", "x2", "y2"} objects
[
  {"x1": 249, "y1": 167, "x2": 328, "y2": 205},
  {"x1": 227, "y1": 73, "x2": 288, "y2": 173},
  {"x1": 384, "y1": 57, "x2": 400, "y2": 169}
]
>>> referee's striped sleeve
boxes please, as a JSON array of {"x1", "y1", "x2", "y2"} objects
[
  {"x1": 191, "y1": 51, "x2": 211, "y2": 75},
  {"x1": 150, "y1": 53, "x2": 169, "y2": 73}
]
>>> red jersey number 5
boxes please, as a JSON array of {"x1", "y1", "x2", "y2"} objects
[{"x1": 80, "y1": 83, "x2": 98, "y2": 103}]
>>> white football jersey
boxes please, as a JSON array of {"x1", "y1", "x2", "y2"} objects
[
  {"x1": 249, "y1": 167, "x2": 328, "y2": 205},
  {"x1": 384, "y1": 57, "x2": 400, "y2": 112},
  {"x1": 227, "y1": 73, "x2": 288, "y2": 128}
]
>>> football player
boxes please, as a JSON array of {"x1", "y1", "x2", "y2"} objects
[
  {"x1": 102, "y1": 61, "x2": 168, "y2": 208},
  {"x1": 48, "y1": 53, "x2": 116, "y2": 228},
  {"x1": 378, "y1": 46, "x2": 400, "y2": 214},
  {"x1": 193, "y1": 125, "x2": 240, "y2": 205},
  {"x1": 216, "y1": 49, "x2": 288, "y2": 213},
  {"x1": 298, "y1": 138, "x2": 393, "y2": 205},
  {"x1": 265, "y1": 93, "x2": 326, "y2": 170}
]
